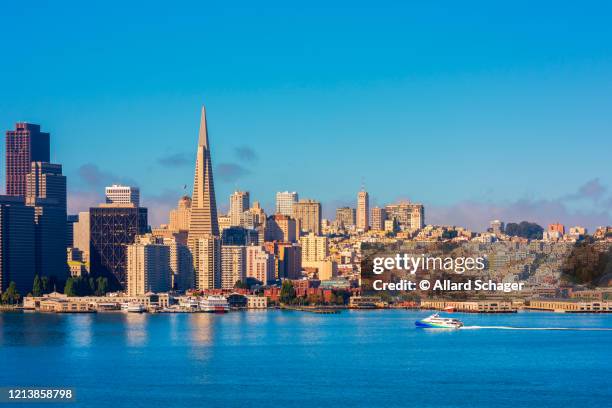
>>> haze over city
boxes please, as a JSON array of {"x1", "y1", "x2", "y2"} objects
[{"x1": 1, "y1": 1, "x2": 611, "y2": 231}]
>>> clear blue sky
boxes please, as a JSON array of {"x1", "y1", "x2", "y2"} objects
[{"x1": 1, "y1": 1, "x2": 611, "y2": 230}]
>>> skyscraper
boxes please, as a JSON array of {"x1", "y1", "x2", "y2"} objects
[
  {"x1": 335, "y1": 207, "x2": 356, "y2": 229},
  {"x1": 293, "y1": 199, "x2": 321, "y2": 235},
  {"x1": 126, "y1": 234, "x2": 171, "y2": 296},
  {"x1": 246, "y1": 246, "x2": 275, "y2": 285},
  {"x1": 357, "y1": 190, "x2": 369, "y2": 231},
  {"x1": 25, "y1": 162, "x2": 68, "y2": 281},
  {"x1": 90, "y1": 204, "x2": 148, "y2": 288},
  {"x1": 275, "y1": 191, "x2": 298, "y2": 216},
  {"x1": 169, "y1": 196, "x2": 191, "y2": 232},
  {"x1": 0, "y1": 196, "x2": 36, "y2": 295},
  {"x1": 371, "y1": 207, "x2": 386, "y2": 231},
  {"x1": 187, "y1": 106, "x2": 221, "y2": 290},
  {"x1": 5, "y1": 123, "x2": 50, "y2": 197},
  {"x1": 229, "y1": 191, "x2": 249, "y2": 226},
  {"x1": 221, "y1": 245, "x2": 246, "y2": 289},
  {"x1": 105, "y1": 184, "x2": 140, "y2": 207}
]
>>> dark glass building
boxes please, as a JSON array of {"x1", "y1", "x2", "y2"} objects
[
  {"x1": 5, "y1": 123, "x2": 50, "y2": 197},
  {"x1": 90, "y1": 205, "x2": 148, "y2": 289},
  {"x1": 222, "y1": 226, "x2": 259, "y2": 246},
  {"x1": 0, "y1": 196, "x2": 36, "y2": 295}
]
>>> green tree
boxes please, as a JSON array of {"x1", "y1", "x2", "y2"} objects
[
  {"x1": 41, "y1": 276, "x2": 50, "y2": 294},
  {"x1": 1, "y1": 281, "x2": 21, "y2": 305},
  {"x1": 279, "y1": 280, "x2": 296, "y2": 304},
  {"x1": 32, "y1": 275, "x2": 42, "y2": 297},
  {"x1": 64, "y1": 277, "x2": 76, "y2": 297},
  {"x1": 95, "y1": 277, "x2": 108, "y2": 296}
]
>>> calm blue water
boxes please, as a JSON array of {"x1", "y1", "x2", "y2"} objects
[{"x1": 1, "y1": 310, "x2": 611, "y2": 408}]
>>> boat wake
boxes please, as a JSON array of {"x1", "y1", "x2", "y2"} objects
[{"x1": 460, "y1": 326, "x2": 612, "y2": 331}]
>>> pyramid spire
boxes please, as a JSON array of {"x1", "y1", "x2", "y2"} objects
[
  {"x1": 198, "y1": 105, "x2": 209, "y2": 147},
  {"x1": 188, "y1": 105, "x2": 219, "y2": 237}
]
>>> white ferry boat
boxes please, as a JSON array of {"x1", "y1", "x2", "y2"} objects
[
  {"x1": 415, "y1": 313, "x2": 463, "y2": 329},
  {"x1": 199, "y1": 296, "x2": 229, "y2": 313},
  {"x1": 121, "y1": 302, "x2": 146, "y2": 313}
]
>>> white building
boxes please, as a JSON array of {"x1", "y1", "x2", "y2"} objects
[
  {"x1": 275, "y1": 191, "x2": 298, "y2": 216},
  {"x1": 229, "y1": 191, "x2": 250, "y2": 226},
  {"x1": 221, "y1": 245, "x2": 246, "y2": 289},
  {"x1": 127, "y1": 235, "x2": 171, "y2": 296},
  {"x1": 300, "y1": 232, "x2": 329, "y2": 262},
  {"x1": 105, "y1": 184, "x2": 140, "y2": 207}
]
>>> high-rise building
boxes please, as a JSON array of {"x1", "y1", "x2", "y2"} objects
[
  {"x1": 73, "y1": 211, "x2": 90, "y2": 264},
  {"x1": 221, "y1": 226, "x2": 258, "y2": 246},
  {"x1": 371, "y1": 207, "x2": 387, "y2": 231},
  {"x1": 105, "y1": 184, "x2": 140, "y2": 207},
  {"x1": 293, "y1": 199, "x2": 321, "y2": 235},
  {"x1": 278, "y1": 243, "x2": 302, "y2": 279},
  {"x1": 264, "y1": 214, "x2": 297, "y2": 243},
  {"x1": 25, "y1": 162, "x2": 67, "y2": 281},
  {"x1": 126, "y1": 234, "x2": 171, "y2": 296},
  {"x1": 221, "y1": 245, "x2": 246, "y2": 289},
  {"x1": 0, "y1": 196, "x2": 36, "y2": 295},
  {"x1": 169, "y1": 196, "x2": 191, "y2": 232},
  {"x1": 5, "y1": 123, "x2": 50, "y2": 197},
  {"x1": 90, "y1": 204, "x2": 148, "y2": 289},
  {"x1": 229, "y1": 191, "x2": 249, "y2": 226},
  {"x1": 162, "y1": 235, "x2": 193, "y2": 291},
  {"x1": 187, "y1": 106, "x2": 221, "y2": 290},
  {"x1": 246, "y1": 246, "x2": 275, "y2": 285},
  {"x1": 275, "y1": 191, "x2": 298, "y2": 216},
  {"x1": 195, "y1": 236, "x2": 221, "y2": 289},
  {"x1": 357, "y1": 190, "x2": 369, "y2": 231},
  {"x1": 384, "y1": 202, "x2": 425, "y2": 231},
  {"x1": 300, "y1": 232, "x2": 329, "y2": 262},
  {"x1": 66, "y1": 215, "x2": 78, "y2": 247},
  {"x1": 335, "y1": 207, "x2": 356, "y2": 228}
]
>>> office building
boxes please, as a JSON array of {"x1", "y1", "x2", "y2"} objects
[
  {"x1": 357, "y1": 190, "x2": 369, "y2": 231},
  {"x1": 264, "y1": 214, "x2": 297, "y2": 243},
  {"x1": 67, "y1": 215, "x2": 78, "y2": 247},
  {"x1": 73, "y1": 211, "x2": 90, "y2": 264},
  {"x1": 275, "y1": 191, "x2": 298, "y2": 216},
  {"x1": 0, "y1": 196, "x2": 36, "y2": 295},
  {"x1": 187, "y1": 106, "x2": 221, "y2": 290},
  {"x1": 300, "y1": 232, "x2": 329, "y2": 262},
  {"x1": 25, "y1": 162, "x2": 68, "y2": 281},
  {"x1": 169, "y1": 195, "x2": 191, "y2": 232},
  {"x1": 221, "y1": 245, "x2": 246, "y2": 289},
  {"x1": 335, "y1": 207, "x2": 356, "y2": 228},
  {"x1": 278, "y1": 243, "x2": 302, "y2": 280},
  {"x1": 162, "y1": 235, "x2": 193, "y2": 291},
  {"x1": 222, "y1": 226, "x2": 258, "y2": 246},
  {"x1": 371, "y1": 207, "x2": 386, "y2": 231},
  {"x1": 105, "y1": 184, "x2": 140, "y2": 207},
  {"x1": 90, "y1": 204, "x2": 148, "y2": 288},
  {"x1": 384, "y1": 202, "x2": 425, "y2": 231},
  {"x1": 229, "y1": 191, "x2": 249, "y2": 226},
  {"x1": 127, "y1": 234, "x2": 171, "y2": 296},
  {"x1": 246, "y1": 246, "x2": 275, "y2": 285},
  {"x1": 293, "y1": 199, "x2": 321, "y2": 235},
  {"x1": 5, "y1": 123, "x2": 50, "y2": 196},
  {"x1": 490, "y1": 220, "x2": 504, "y2": 235}
]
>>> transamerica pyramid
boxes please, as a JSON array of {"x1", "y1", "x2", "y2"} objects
[
  {"x1": 188, "y1": 105, "x2": 220, "y2": 238},
  {"x1": 188, "y1": 106, "x2": 222, "y2": 289}
]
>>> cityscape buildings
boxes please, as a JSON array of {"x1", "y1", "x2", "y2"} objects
[
  {"x1": 221, "y1": 245, "x2": 246, "y2": 289},
  {"x1": 335, "y1": 207, "x2": 356, "y2": 229},
  {"x1": 371, "y1": 207, "x2": 386, "y2": 231},
  {"x1": 246, "y1": 245, "x2": 275, "y2": 284}
]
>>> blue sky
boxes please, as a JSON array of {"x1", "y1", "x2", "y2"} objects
[{"x1": 1, "y1": 1, "x2": 611, "y2": 230}]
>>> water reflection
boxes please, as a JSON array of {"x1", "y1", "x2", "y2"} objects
[
  {"x1": 67, "y1": 314, "x2": 94, "y2": 347},
  {"x1": 123, "y1": 313, "x2": 148, "y2": 347},
  {"x1": 187, "y1": 314, "x2": 214, "y2": 361}
]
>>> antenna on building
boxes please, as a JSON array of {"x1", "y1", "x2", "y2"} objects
[{"x1": 360, "y1": 177, "x2": 366, "y2": 192}]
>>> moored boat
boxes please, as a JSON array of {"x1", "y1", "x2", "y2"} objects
[{"x1": 199, "y1": 296, "x2": 229, "y2": 313}]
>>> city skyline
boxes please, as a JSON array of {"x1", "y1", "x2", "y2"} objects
[{"x1": 2, "y1": 2, "x2": 612, "y2": 231}]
